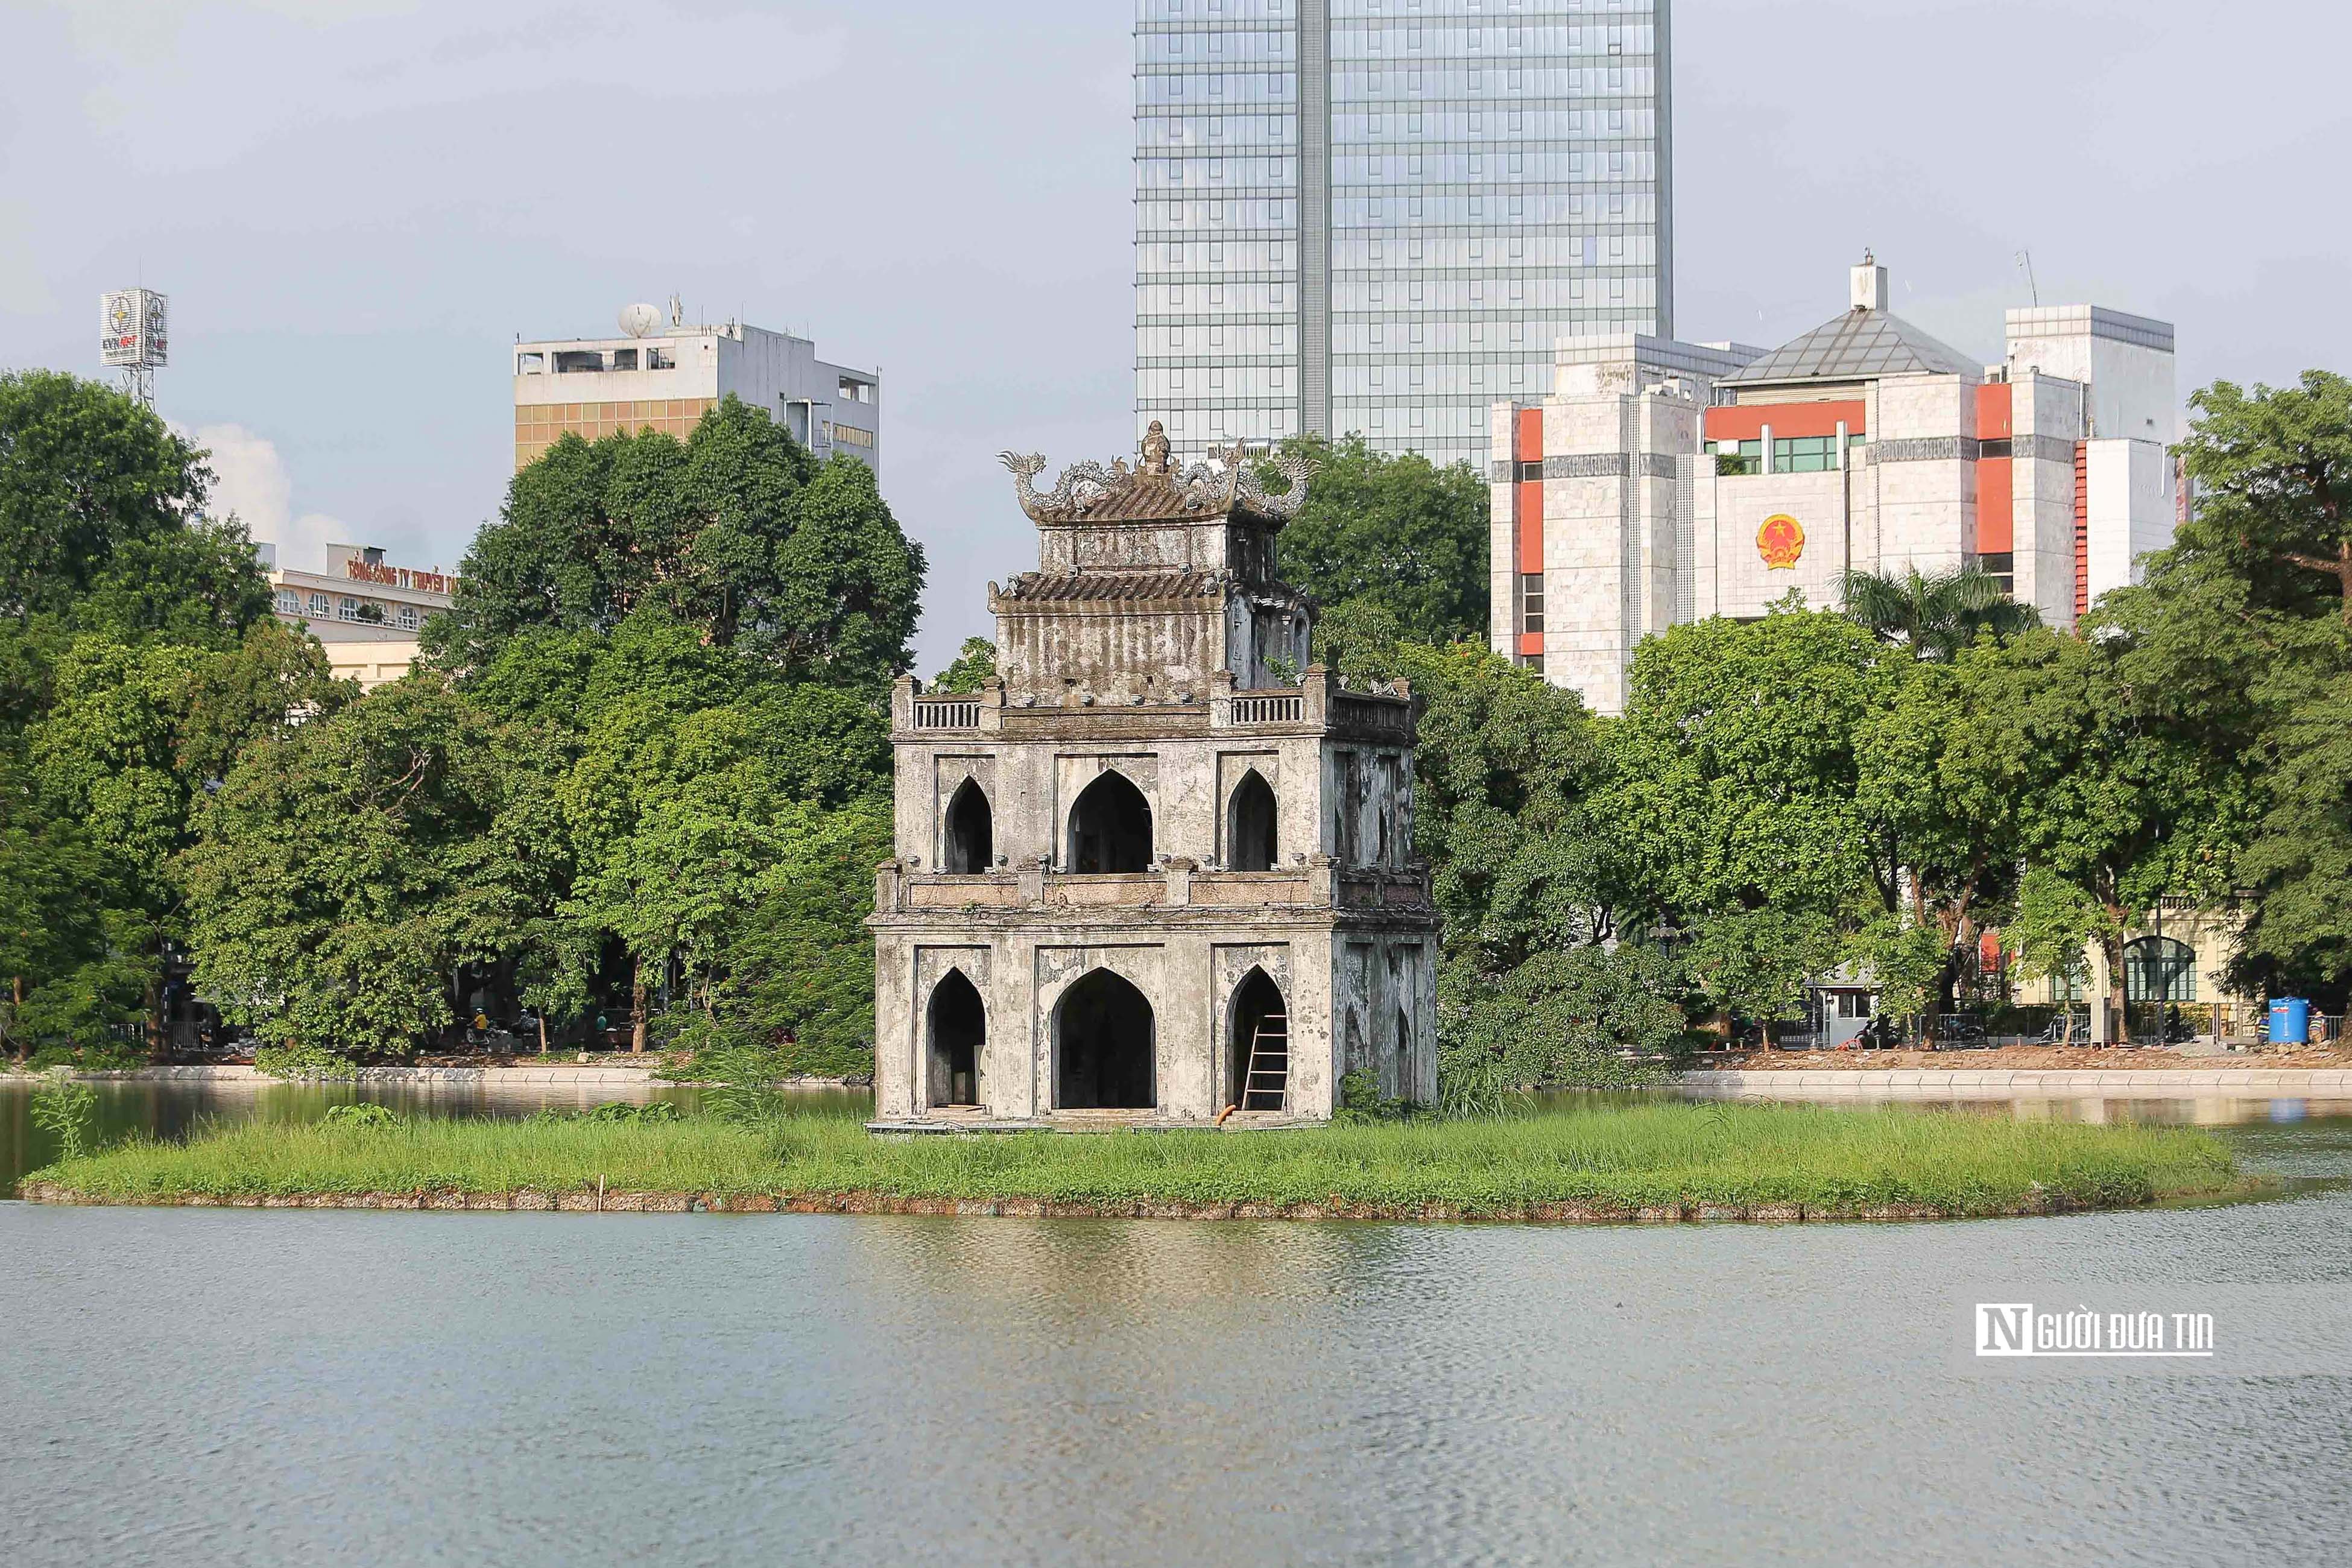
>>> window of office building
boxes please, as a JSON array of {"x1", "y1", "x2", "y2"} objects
[
  {"x1": 1773, "y1": 436, "x2": 1841, "y2": 473},
  {"x1": 1716, "y1": 440, "x2": 1763, "y2": 477},
  {"x1": 1131, "y1": 1, "x2": 1668, "y2": 472}
]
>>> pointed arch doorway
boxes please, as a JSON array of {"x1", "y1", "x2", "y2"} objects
[
  {"x1": 1227, "y1": 968, "x2": 1289, "y2": 1111},
  {"x1": 926, "y1": 970, "x2": 985, "y2": 1108},
  {"x1": 1055, "y1": 969, "x2": 1156, "y2": 1110}
]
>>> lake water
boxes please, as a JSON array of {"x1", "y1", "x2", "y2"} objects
[{"x1": 5, "y1": 1084, "x2": 2351, "y2": 1565}]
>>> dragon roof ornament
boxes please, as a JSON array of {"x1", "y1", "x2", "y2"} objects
[{"x1": 999, "y1": 420, "x2": 1316, "y2": 524}]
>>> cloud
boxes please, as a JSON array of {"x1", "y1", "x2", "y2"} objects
[{"x1": 185, "y1": 422, "x2": 350, "y2": 571}]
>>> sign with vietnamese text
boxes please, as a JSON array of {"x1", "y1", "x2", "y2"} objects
[
  {"x1": 346, "y1": 557, "x2": 452, "y2": 595},
  {"x1": 100, "y1": 288, "x2": 168, "y2": 369}
]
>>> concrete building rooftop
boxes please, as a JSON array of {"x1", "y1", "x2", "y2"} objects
[
  {"x1": 1725, "y1": 308, "x2": 1981, "y2": 387},
  {"x1": 1725, "y1": 252, "x2": 1981, "y2": 388}
]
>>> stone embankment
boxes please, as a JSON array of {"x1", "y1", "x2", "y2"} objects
[{"x1": 16, "y1": 1181, "x2": 2162, "y2": 1224}]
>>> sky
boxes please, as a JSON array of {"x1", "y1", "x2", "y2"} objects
[{"x1": 3, "y1": 0, "x2": 2348, "y2": 673}]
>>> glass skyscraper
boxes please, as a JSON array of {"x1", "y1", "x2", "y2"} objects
[{"x1": 1135, "y1": 0, "x2": 1672, "y2": 472}]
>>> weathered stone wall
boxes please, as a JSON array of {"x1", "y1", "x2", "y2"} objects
[{"x1": 873, "y1": 436, "x2": 1438, "y2": 1127}]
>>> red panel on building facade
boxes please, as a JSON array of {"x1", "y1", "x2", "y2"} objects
[
  {"x1": 1972, "y1": 382, "x2": 2017, "y2": 557},
  {"x1": 1516, "y1": 632, "x2": 1544, "y2": 656},
  {"x1": 1702, "y1": 400, "x2": 1866, "y2": 443},
  {"x1": 1514, "y1": 406, "x2": 1544, "y2": 574},
  {"x1": 1976, "y1": 458, "x2": 2014, "y2": 554},
  {"x1": 1976, "y1": 382, "x2": 2013, "y2": 440}
]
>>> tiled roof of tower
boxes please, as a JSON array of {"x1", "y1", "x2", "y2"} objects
[
  {"x1": 1028, "y1": 470, "x2": 1239, "y2": 524},
  {"x1": 1724, "y1": 308, "x2": 1980, "y2": 386},
  {"x1": 1001, "y1": 420, "x2": 1316, "y2": 526}
]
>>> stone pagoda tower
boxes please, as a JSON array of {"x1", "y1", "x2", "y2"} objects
[{"x1": 869, "y1": 422, "x2": 1439, "y2": 1127}]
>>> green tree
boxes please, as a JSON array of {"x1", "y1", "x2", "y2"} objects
[
  {"x1": 14, "y1": 935, "x2": 153, "y2": 1064},
  {"x1": 930, "y1": 636, "x2": 998, "y2": 694},
  {"x1": 2008, "y1": 867, "x2": 2103, "y2": 1043},
  {"x1": 438, "y1": 405, "x2": 909, "y2": 1058},
  {"x1": 1452, "y1": 943, "x2": 1687, "y2": 1090},
  {"x1": 536, "y1": 607, "x2": 890, "y2": 1051},
  {"x1": 22, "y1": 622, "x2": 347, "y2": 1051},
  {"x1": 2096, "y1": 373, "x2": 2352, "y2": 1000},
  {"x1": 1606, "y1": 609, "x2": 1901, "y2": 1028},
  {"x1": 764, "y1": 457, "x2": 927, "y2": 685},
  {"x1": 1947, "y1": 628, "x2": 2242, "y2": 1036},
  {"x1": 178, "y1": 677, "x2": 562, "y2": 1057},
  {"x1": 1838, "y1": 563, "x2": 2040, "y2": 661},
  {"x1": 1261, "y1": 433, "x2": 1489, "y2": 645},
  {"x1": 2224, "y1": 665, "x2": 2352, "y2": 991},
  {"x1": 0, "y1": 370, "x2": 271, "y2": 643},
  {"x1": 0, "y1": 759, "x2": 122, "y2": 1058},
  {"x1": 1853, "y1": 648, "x2": 2034, "y2": 1027},
  {"x1": 425, "y1": 399, "x2": 924, "y2": 686},
  {"x1": 687, "y1": 798, "x2": 894, "y2": 1075},
  {"x1": 1315, "y1": 608, "x2": 1656, "y2": 1086},
  {"x1": 2171, "y1": 372, "x2": 2352, "y2": 624}
]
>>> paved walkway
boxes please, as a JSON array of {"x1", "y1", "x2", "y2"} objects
[{"x1": 1683, "y1": 1068, "x2": 2352, "y2": 1096}]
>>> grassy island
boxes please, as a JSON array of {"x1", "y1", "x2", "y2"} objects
[{"x1": 21, "y1": 1101, "x2": 2257, "y2": 1222}]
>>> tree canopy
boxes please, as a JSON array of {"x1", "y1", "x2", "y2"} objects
[
  {"x1": 1839, "y1": 563, "x2": 2040, "y2": 660},
  {"x1": 1262, "y1": 433, "x2": 1490, "y2": 645},
  {"x1": 0, "y1": 374, "x2": 318, "y2": 1060},
  {"x1": 929, "y1": 636, "x2": 998, "y2": 694},
  {"x1": 179, "y1": 676, "x2": 563, "y2": 1055},
  {"x1": 2094, "y1": 373, "x2": 2352, "y2": 1000},
  {"x1": 2168, "y1": 371, "x2": 2352, "y2": 624},
  {"x1": 0, "y1": 369, "x2": 271, "y2": 643},
  {"x1": 425, "y1": 396, "x2": 925, "y2": 688}
]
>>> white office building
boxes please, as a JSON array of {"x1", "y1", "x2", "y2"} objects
[
  {"x1": 1491, "y1": 254, "x2": 2179, "y2": 713},
  {"x1": 513, "y1": 303, "x2": 879, "y2": 475}
]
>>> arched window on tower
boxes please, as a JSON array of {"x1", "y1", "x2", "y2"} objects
[
  {"x1": 1227, "y1": 769, "x2": 1277, "y2": 871},
  {"x1": 943, "y1": 778, "x2": 993, "y2": 874},
  {"x1": 1067, "y1": 770, "x2": 1154, "y2": 873}
]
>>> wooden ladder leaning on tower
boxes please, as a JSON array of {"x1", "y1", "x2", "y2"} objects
[{"x1": 1239, "y1": 1005, "x2": 1290, "y2": 1113}]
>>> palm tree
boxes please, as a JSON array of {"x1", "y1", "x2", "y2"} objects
[{"x1": 1838, "y1": 565, "x2": 2041, "y2": 660}]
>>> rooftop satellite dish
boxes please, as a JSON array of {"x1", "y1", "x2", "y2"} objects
[{"x1": 618, "y1": 302, "x2": 662, "y2": 338}]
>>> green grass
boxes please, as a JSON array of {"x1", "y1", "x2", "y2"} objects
[{"x1": 24, "y1": 1101, "x2": 2253, "y2": 1219}]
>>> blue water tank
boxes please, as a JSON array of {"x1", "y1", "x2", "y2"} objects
[{"x1": 2269, "y1": 997, "x2": 2312, "y2": 1046}]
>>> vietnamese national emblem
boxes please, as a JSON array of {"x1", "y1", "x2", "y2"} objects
[{"x1": 1756, "y1": 513, "x2": 1805, "y2": 569}]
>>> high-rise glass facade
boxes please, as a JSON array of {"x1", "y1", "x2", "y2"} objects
[{"x1": 1136, "y1": 0, "x2": 1672, "y2": 472}]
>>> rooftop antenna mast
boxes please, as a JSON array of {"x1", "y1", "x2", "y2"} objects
[{"x1": 2016, "y1": 250, "x2": 2040, "y2": 307}]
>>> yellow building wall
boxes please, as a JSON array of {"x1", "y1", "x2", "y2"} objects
[{"x1": 514, "y1": 398, "x2": 718, "y2": 470}]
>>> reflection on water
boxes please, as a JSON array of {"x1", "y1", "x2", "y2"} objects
[
  {"x1": 5, "y1": 1083, "x2": 2352, "y2": 1564},
  {"x1": 7, "y1": 1186, "x2": 2351, "y2": 1564}
]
